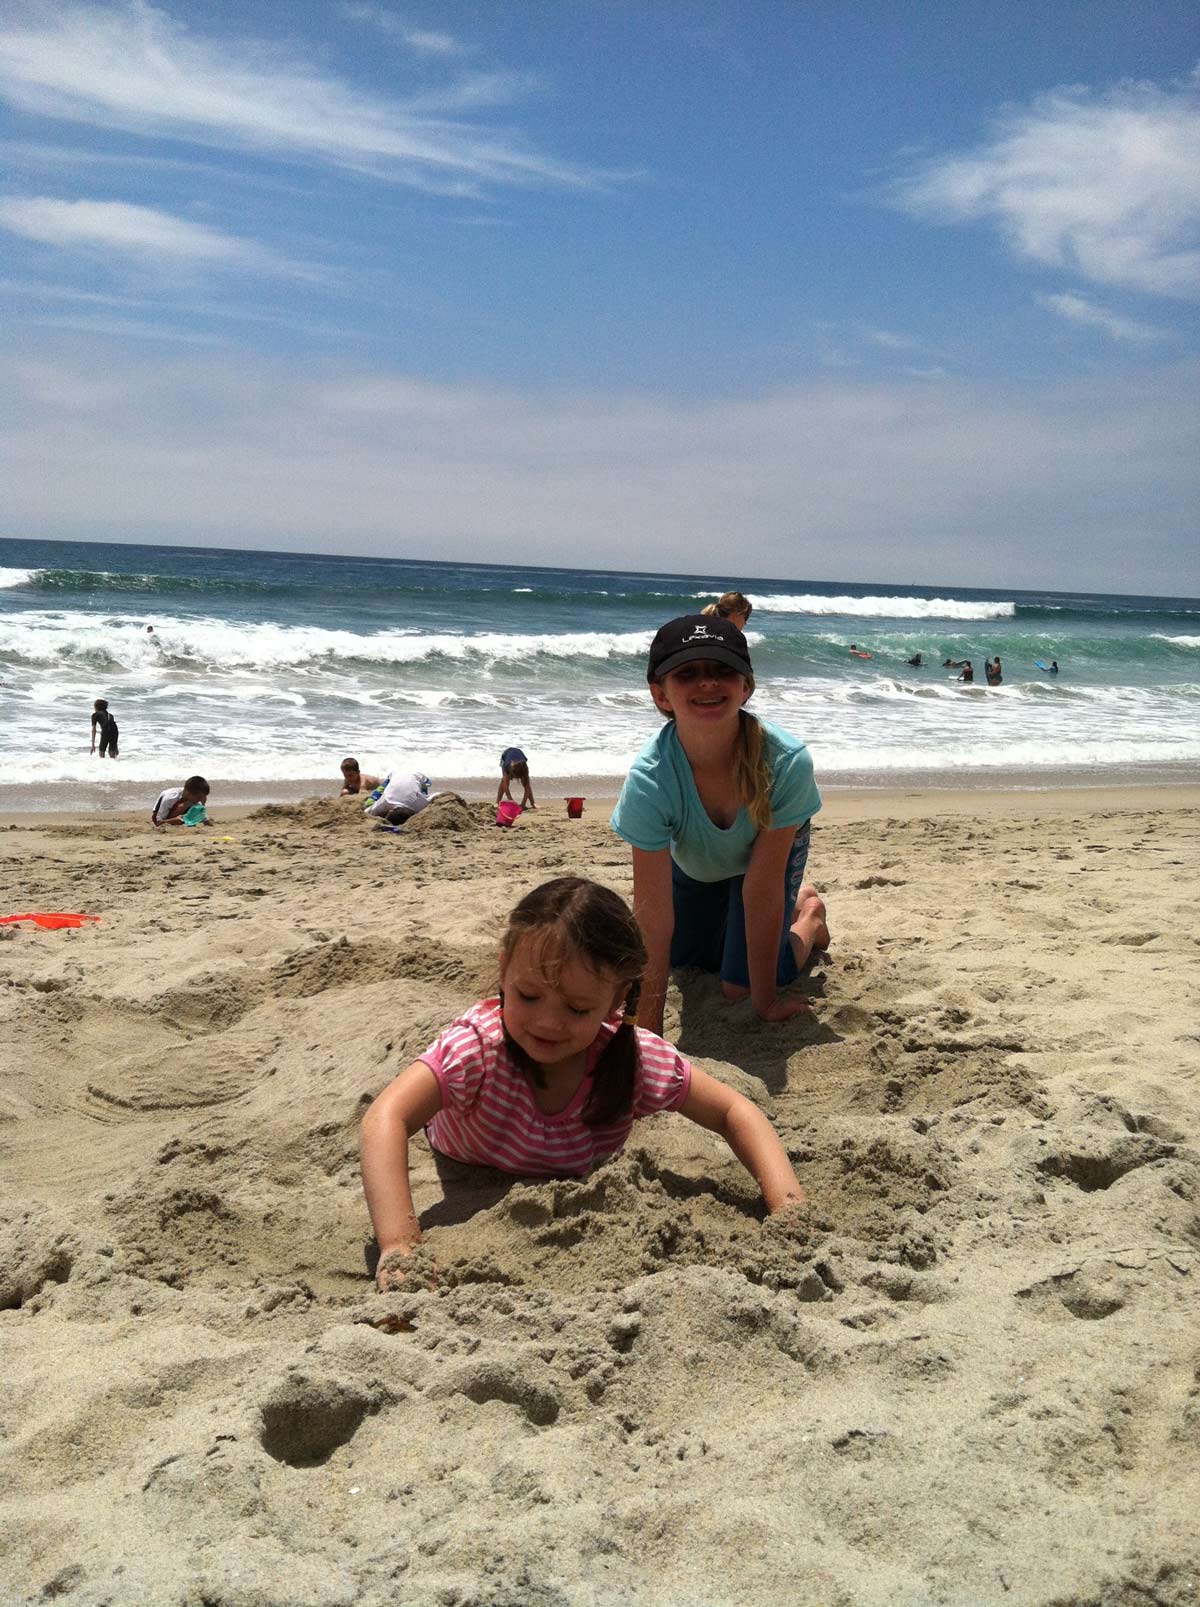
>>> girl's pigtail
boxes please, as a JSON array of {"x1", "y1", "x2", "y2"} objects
[
  {"x1": 583, "y1": 976, "x2": 642, "y2": 1128},
  {"x1": 733, "y1": 703, "x2": 773, "y2": 831}
]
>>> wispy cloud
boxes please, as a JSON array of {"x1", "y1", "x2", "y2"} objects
[
  {"x1": 26, "y1": 313, "x2": 223, "y2": 344},
  {"x1": 1037, "y1": 290, "x2": 1166, "y2": 342},
  {"x1": 0, "y1": 1, "x2": 595, "y2": 193},
  {"x1": 860, "y1": 327, "x2": 922, "y2": 352},
  {"x1": 813, "y1": 321, "x2": 938, "y2": 372},
  {"x1": 341, "y1": 4, "x2": 467, "y2": 56},
  {"x1": 892, "y1": 72, "x2": 1200, "y2": 298},
  {"x1": 0, "y1": 196, "x2": 282, "y2": 272}
]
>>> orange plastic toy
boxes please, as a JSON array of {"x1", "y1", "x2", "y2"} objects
[{"x1": 0, "y1": 912, "x2": 101, "y2": 930}]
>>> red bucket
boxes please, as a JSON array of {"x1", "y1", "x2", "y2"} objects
[
  {"x1": 565, "y1": 797, "x2": 584, "y2": 819},
  {"x1": 497, "y1": 800, "x2": 522, "y2": 828}
]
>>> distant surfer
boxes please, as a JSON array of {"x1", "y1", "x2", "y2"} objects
[
  {"x1": 956, "y1": 661, "x2": 974, "y2": 683},
  {"x1": 985, "y1": 656, "x2": 1002, "y2": 685},
  {"x1": 849, "y1": 644, "x2": 871, "y2": 659},
  {"x1": 906, "y1": 652, "x2": 923, "y2": 667}
]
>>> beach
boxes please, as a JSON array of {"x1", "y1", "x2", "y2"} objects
[{"x1": 3, "y1": 783, "x2": 1199, "y2": 1605}]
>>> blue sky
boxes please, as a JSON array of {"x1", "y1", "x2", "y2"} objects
[{"x1": 1, "y1": 0, "x2": 1197, "y2": 591}]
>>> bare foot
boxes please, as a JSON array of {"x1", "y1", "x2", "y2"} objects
[{"x1": 789, "y1": 889, "x2": 830, "y2": 970}]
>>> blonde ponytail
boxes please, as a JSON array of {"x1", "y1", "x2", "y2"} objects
[
  {"x1": 701, "y1": 591, "x2": 752, "y2": 623},
  {"x1": 733, "y1": 694, "x2": 773, "y2": 831}
]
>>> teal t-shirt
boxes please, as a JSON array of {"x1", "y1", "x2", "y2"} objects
[{"x1": 611, "y1": 718, "x2": 821, "y2": 883}]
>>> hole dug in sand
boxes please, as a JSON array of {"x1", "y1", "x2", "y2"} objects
[
  {"x1": 1034, "y1": 1135, "x2": 1176, "y2": 1193},
  {"x1": 258, "y1": 1373, "x2": 388, "y2": 1467},
  {"x1": 87, "y1": 1048, "x2": 262, "y2": 1112},
  {"x1": 0, "y1": 1204, "x2": 82, "y2": 1310},
  {"x1": 1017, "y1": 1269, "x2": 1126, "y2": 1321},
  {"x1": 429, "y1": 1360, "x2": 561, "y2": 1426}
]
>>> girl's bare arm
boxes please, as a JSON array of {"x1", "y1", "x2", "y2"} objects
[
  {"x1": 743, "y1": 824, "x2": 807, "y2": 1021},
  {"x1": 360, "y1": 1061, "x2": 444, "y2": 1278},
  {"x1": 679, "y1": 1067, "x2": 805, "y2": 1211}
]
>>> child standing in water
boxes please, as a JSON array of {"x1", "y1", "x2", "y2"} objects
[
  {"x1": 360, "y1": 877, "x2": 806, "y2": 1289},
  {"x1": 611, "y1": 615, "x2": 828, "y2": 1035},
  {"x1": 497, "y1": 747, "x2": 536, "y2": 810},
  {"x1": 90, "y1": 699, "x2": 119, "y2": 758}
]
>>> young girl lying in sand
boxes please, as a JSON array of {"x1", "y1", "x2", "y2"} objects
[{"x1": 360, "y1": 876, "x2": 805, "y2": 1290}]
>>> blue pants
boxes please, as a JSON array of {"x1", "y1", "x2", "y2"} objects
[{"x1": 669, "y1": 824, "x2": 811, "y2": 989}]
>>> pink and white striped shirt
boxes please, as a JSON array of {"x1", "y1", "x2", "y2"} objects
[{"x1": 420, "y1": 998, "x2": 692, "y2": 1177}]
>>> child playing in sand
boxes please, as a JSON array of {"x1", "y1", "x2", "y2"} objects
[
  {"x1": 151, "y1": 775, "x2": 210, "y2": 828},
  {"x1": 364, "y1": 770, "x2": 435, "y2": 825},
  {"x1": 360, "y1": 876, "x2": 806, "y2": 1289},
  {"x1": 339, "y1": 757, "x2": 381, "y2": 796},
  {"x1": 90, "y1": 699, "x2": 119, "y2": 759},
  {"x1": 611, "y1": 615, "x2": 828, "y2": 1035},
  {"x1": 497, "y1": 747, "x2": 536, "y2": 810}
]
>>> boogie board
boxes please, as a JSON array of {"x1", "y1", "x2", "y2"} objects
[
  {"x1": 850, "y1": 650, "x2": 872, "y2": 659},
  {"x1": 1034, "y1": 660, "x2": 1056, "y2": 672}
]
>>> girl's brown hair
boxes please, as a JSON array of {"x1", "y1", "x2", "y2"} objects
[{"x1": 500, "y1": 877, "x2": 645, "y2": 1126}]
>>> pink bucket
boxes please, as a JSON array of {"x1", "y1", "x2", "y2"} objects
[
  {"x1": 497, "y1": 801, "x2": 522, "y2": 828},
  {"x1": 565, "y1": 797, "x2": 584, "y2": 819}
]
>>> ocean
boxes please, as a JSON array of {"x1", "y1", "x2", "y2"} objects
[{"x1": 2, "y1": 536, "x2": 1198, "y2": 806}]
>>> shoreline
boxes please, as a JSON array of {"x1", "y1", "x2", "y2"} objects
[
  {"x1": 2, "y1": 759, "x2": 1199, "y2": 821},
  {"x1": 3, "y1": 773, "x2": 1199, "y2": 829}
]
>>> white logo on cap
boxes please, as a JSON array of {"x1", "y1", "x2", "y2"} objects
[{"x1": 682, "y1": 625, "x2": 718, "y2": 643}]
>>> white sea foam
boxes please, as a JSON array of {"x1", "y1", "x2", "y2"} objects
[
  {"x1": 1155, "y1": 635, "x2": 1200, "y2": 648},
  {"x1": 0, "y1": 567, "x2": 38, "y2": 589},
  {"x1": 0, "y1": 612, "x2": 654, "y2": 672},
  {"x1": 747, "y1": 593, "x2": 1016, "y2": 620}
]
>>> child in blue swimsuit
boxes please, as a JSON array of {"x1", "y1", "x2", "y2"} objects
[{"x1": 498, "y1": 747, "x2": 536, "y2": 810}]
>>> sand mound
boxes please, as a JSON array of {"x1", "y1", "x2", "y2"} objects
[
  {"x1": 246, "y1": 792, "x2": 494, "y2": 836},
  {"x1": 249, "y1": 796, "x2": 365, "y2": 831},
  {"x1": 400, "y1": 793, "x2": 494, "y2": 834}
]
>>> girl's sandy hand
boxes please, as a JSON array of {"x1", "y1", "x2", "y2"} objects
[
  {"x1": 755, "y1": 995, "x2": 812, "y2": 1022},
  {"x1": 376, "y1": 1243, "x2": 436, "y2": 1293}
]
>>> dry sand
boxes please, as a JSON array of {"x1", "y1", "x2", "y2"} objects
[{"x1": 1, "y1": 788, "x2": 1199, "y2": 1606}]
